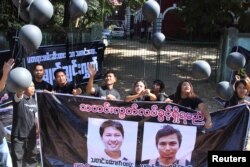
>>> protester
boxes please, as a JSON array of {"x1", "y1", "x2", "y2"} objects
[
  {"x1": 87, "y1": 64, "x2": 120, "y2": 100},
  {"x1": 224, "y1": 79, "x2": 250, "y2": 107},
  {"x1": 169, "y1": 80, "x2": 213, "y2": 129},
  {"x1": 0, "y1": 58, "x2": 14, "y2": 167},
  {"x1": 32, "y1": 63, "x2": 52, "y2": 91},
  {"x1": 11, "y1": 82, "x2": 38, "y2": 167},
  {"x1": 53, "y1": 68, "x2": 82, "y2": 95},
  {"x1": 125, "y1": 79, "x2": 156, "y2": 102},
  {"x1": 141, "y1": 125, "x2": 191, "y2": 166},
  {"x1": 151, "y1": 79, "x2": 169, "y2": 101},
  {"x1": 234, "y1": 74, "x2": 250, "y2": 93}
]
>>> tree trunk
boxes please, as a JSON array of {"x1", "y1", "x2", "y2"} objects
[{"x1": 63, "y1": 0, "x2": 70, "y2": 27}]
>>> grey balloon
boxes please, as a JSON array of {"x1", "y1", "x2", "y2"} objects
[
  {"x1": 19, "y1": 24, "x2": 42, "y2": 52},
  {"x1": 12, "y1": 0, "x2": 33, "y2": 9},
  {"x1": 216, "y1": 81, "x2": 234, "y2": 101},
  {"x1": 142, "y1": 0, "x2": 160, "y2": 22},
  {"x1": 70, "y1": 0, "x2": 88, "y2": 18},
  {"x1": 226, "y1": 52, "x2": 246, "y2": 71},
  {"x1": 152, "y1": 32, "x2": 165, "y2": 50},
  {"x1": 29, "y1": 0, "x2": 54, "y2": 25},
  {"x1": 6, "y1": 67, "x2": 32, "y2": 93},
  {"x1": 192, "y1": 60, "x2": 211, "y2": 79}
]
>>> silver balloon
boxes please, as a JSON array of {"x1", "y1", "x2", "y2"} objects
[
  {"x1": 29, "y1": 0, "x2": 54, "y2": 25},
  {"x1": 142, "y1": 0, "x2": 160, "y2": 22},
  {"x1": 6, "y1": 67, "x2": 32, "y2": 93},
  {"x1": 19, "y1": 24, "x2": 42, "y2": 52},
  {"x1": 70, "y1": 0, "x2": 88, "y2": 18},
  {"x1": 216, "y1": 81, "x2": 234, "y2": 101},
  {"x1": 152, "y1": 32, "x2": 165, "y2": 50},
  {"x1": 12, "y1": 0, "x2": 33, "y2": 9},
  {"x1": 226, "y1": 52, "x2": 246, "y2": 71},
  {"x1": 192, "y1": 60, "x2": 211, "y2": 80}
]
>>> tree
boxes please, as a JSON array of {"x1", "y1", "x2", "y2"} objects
[
  {"x1": 177, "y1": 0, "x2": 247, "y2": 40},
  {"x1": 0, "y1": 0, "x2": 145, "y2": 32}
]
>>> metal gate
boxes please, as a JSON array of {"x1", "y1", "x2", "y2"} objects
[{"x1": 103, "y1": 38, "x2": 220, "y2": 90}]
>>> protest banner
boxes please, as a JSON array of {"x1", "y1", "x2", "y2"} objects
[{"x1": 37, "y1": 92, "x2": 250, "y2": 167}]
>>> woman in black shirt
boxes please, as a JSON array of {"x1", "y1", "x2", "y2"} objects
[
  {"x1": 125, "y1": 79, "x2": 156, "y2": 102},
  {"x1": 169, "y1": 80, "x2": 213, "y2": 129}
]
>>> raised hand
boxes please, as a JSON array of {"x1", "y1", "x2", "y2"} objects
[
  {"x1": 3, "y1": 58, "x2": 15, "y2": 75},
  {"x1": 88, "y1": 64, "x2": 97, "y2": 77}
]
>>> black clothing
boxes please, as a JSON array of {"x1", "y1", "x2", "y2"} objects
[
  {"x1": 53, "y1": 82, "x2": 77, "y2": 94},
  {"x1": 11, "y1": 94, "x2": 38, "y2": 167},
  {"x1": 12, "y1": 95, "x2": 37, "y2": 138},
  {"x1": 224, "y1": 95, "x2": 250, "y2": 108},
  {"x1": 11, "y1": 136, "x2": 37, "y2": 167},
  {"x1": 0, "y1": 122, "x2": 5, "y2": 144},
  {"x1": 169, "y1": 94, "x2": 203, "y2": 110},
  {"x1": 94, "y1": 85, "x2": 121, "y2": 100},
  {"x1": 157, "y1": 92, "x2": 169, "y2": 101},
  {"x1": 129, "y1": 94, "x2": 151, "y2": 102},
  {"x1": 33, "y1": 79, "x2": 52, "y2": 91}
]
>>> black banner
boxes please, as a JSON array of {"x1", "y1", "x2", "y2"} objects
[
  {"x1": 0, "y1": 41, "x2": 105, "y2": 87},
  {"x1": 37, "y1": 92, "x2": 250, "y2": 167},
  {"x1": 25, "y1": 41, "x2": 105, "y2": 86}
]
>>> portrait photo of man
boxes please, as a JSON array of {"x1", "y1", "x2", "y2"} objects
[
  {"x1": 141, "y1": 123, "x2": 196, "y2": 167},
  {"x1": 87, "y1": 118, "x2": 138, "y2": 167}
]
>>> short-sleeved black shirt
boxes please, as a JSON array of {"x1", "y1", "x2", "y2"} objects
[
  {"x1": 128, "y1": 94, "x2": 151, "y2": 102},
  {"x1": 33, "y1": 79, "x2": 53, "y2": 91},
  {"x1": 12, "y1": 95, "x2": 37, "y2": 138},
  {"x1": 169, "y1": 94, "x2": 203, "y2": 110},
  {"x1": 157, "y1": 92, "x2": 169, "y2": 101},
  {"x1": 53, "y1": 82, "x2": 77, "y2": 94},
  {"x1": 94, "y1": 86, "x2": 121, "y2": 100}
]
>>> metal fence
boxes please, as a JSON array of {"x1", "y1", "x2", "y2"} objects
[{"x1": 104, "y1": 38, "x2": 220, "y2": 82}]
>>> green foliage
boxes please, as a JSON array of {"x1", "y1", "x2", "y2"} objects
[{"x1": 177, "y1": 0, "x2": 247, "y2": 36}]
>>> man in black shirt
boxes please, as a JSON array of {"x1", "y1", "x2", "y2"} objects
[
  {"x1": 151, "y1": 79, "x2": 169, "y2": 101},
  {"x1": 53, "y1": 68, "x2": 82, "y2": 95},
  {"x1": 0, "y1": 58, "x2": 14, "y2": 167},
  {"x1": 86, "y1": 64, "x2": 120, "y2": 100},
  {"x1": 11, "y1": 82, "x2": 38, "y2": 167},
  {"x1": 33, "y1": 63, "x2": 52, "y2": 91}
]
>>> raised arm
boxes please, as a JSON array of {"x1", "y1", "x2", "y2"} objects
[
  {"x1": 198, "y1": 102, "x2": 213, "y2": 129},
  {"x1": 0, "y1": 58, "x2": 15, "y2": 91},
  {"x1": 86, "y1": 64, "x2": 97, "y2": 94},
  {"x1": 144, "y1": 89, "x2": 157, "y2": 101},
  {"x1": 124, "y1": 93, "x2": 142, "y2": 102}
]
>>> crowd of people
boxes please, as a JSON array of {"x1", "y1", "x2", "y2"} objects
[{"x1": 1, "y1": 59, "x2": 250, "y2": 166}]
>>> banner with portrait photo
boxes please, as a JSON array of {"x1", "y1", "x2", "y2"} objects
[
  {"x1": 87, "y1": 118, "x2": 138, "y2": 167},
  {"x1": 36, "y1": 92, "x2": 250, "y2": 167}
]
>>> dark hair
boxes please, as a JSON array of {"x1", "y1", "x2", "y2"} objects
[
  {"x1": 54, "y1": 68, "x2": 66, "y2": 78},
  {"x1": 99, "y1": 120, "x2": 124, "y2": 137},
  {"x1": 174, "y1": 80, "x2": 196, "y2": 102},
  {"x1": 104, "y1": 70, "x2": 116, "y2": 78},
  {"x1": 153, "y1": 79, "x2": 165, "y2": 92},
  {"x1": 134, "y1": 79, "x2": 147, "y2": 89},
  {"x1": 155, "y1": 125, "x2": 182, "y2": 147},
  {"x1": 33, "y1": 63, "x2": 45, "y2": 71},
  {"x1": 234, "y1": 79, "x2": 248, "y2": 97}
]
